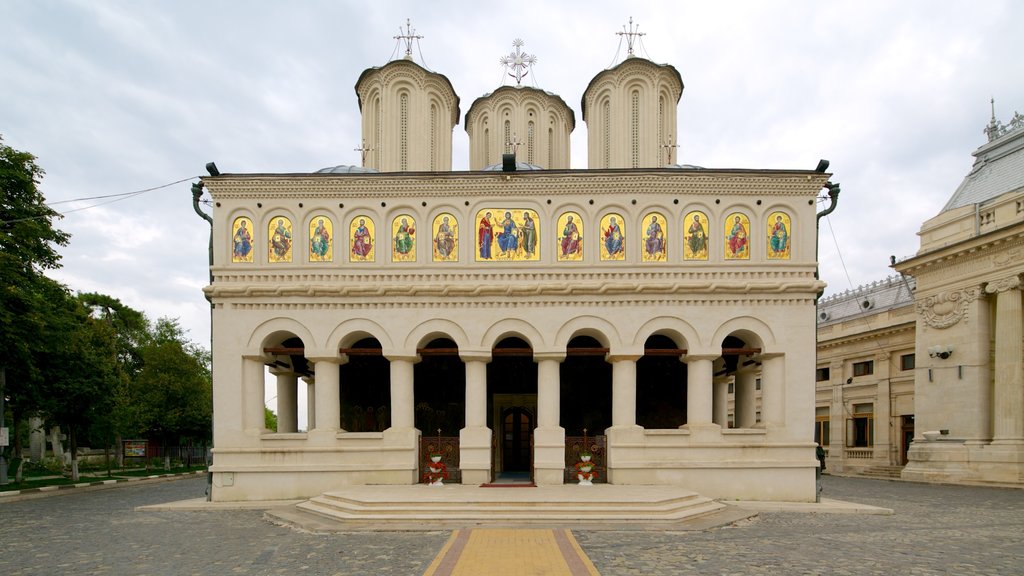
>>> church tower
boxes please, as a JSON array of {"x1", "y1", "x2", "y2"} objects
[
  {"x1": 581, "y1": 20, "x2": 683, "y2": 169},
  {"x1": 464, "y1": 40, "x2": 574, "y2": 170},
  {"x1": 354, "y1": 21, "x2": 460, "y2": 172}
]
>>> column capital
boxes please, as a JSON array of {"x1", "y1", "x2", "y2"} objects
[
  {"x1": 683, "y1": 353, "x2": 718, "y2": 362},
  {"x1": 459, "y1": 352, "x2": 492, "y2": 363},
  {"x1": 534, "y1": 352, "x2": 566, "y2": 363},
  {"x1": 307, "y1": 355, "x2": 345, "y2": 364},
  {"x1": 985, "y1": 275, "x2": 1021, "y2": 294},
  {"x1": 383, "y1": 354, "x2": 420, "y2": 364},
  {"x1": 607, "y1": 354, "x2": 642, "y2": 362}
]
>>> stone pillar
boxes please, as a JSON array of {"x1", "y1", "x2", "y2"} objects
[
  {"x1": 988, "y1": 277, "x2": 1024, "y2": 443},
  {"x1": 305, "y1": 377, "x2": 316, "y2": 432},
  {"x1": 274, "y1": 370, "x2": 299, "y2": 433},
  {"x1": 387, "y1": 356, "x2": 417, "y2": 430},
  {"x1": 735, "y1": 366, "x2": 757, "y2": 428},
  {"x1": 460, "y1": 354, "x2": 493, "y2": 485},
  {"x1": 712, "y1": 375, "x2": 730, "y2": 427},
  {"x1": 873, "y1": 353, "x2": 892, "y2": 463},
  {"x1": 310, "y1": 358, "x2": 342, "y2": 434},
  {"x1": 828, "y1": 361, "x2": 845, "y2": 471},
  {"x1": 685, "y1": 355, "x2": 715, "y2": 426},
  {"x1": 610, "y1": 355, "x2": 640, "y2": 428},
  {"x1": 243, "y1": 356, "x2": 267, "y2": 432},
  {"x1": 760, "y1": 353, "x2": 785, "y2": 428},
  {"x1": 534, "y1": 353, "x2": 566, "y2": 485}
]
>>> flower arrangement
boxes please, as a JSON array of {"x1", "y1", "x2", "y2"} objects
[
  {"x1": 574, "y1": 458, "x2": 597, "y2": 485},
  {"x1": 422, "y1": 457, "x2": 448, "y2": 485}
]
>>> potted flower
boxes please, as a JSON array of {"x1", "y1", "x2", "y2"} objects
[
  {"x1": 575, "y1": 456, "x2": 597, "y2": 485},
  {"x1": 423, "y1": 452, "x2": 447, "y2": 486}
]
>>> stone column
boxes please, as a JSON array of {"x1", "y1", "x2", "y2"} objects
[
  {"x1": 243, "y1": 356, "x2": 267, "y2": 432},
  {"x1": 873, "y1": 353, "x2": 892, "y2": 462},
  {"x1": 609, "y1": 355, "x2": 640, "y2": 428},
  {"x1": 734, "y1": 366, "x2": 757, "y2": 428},
  {"x1": 713, "y1": 374, "x2": 730, "y2": 427},
  {"x1": 309, "y1": 358, "x2": 342, "y2": 434},
  {"x1": 685, "y1": 355, "x2": 715, "y2": 426},
  {"x1": 760, "y1": 353, "x2": 785, "y2": 428},
  {"x1": 387, "y1": 356, "x2": 417, "y2": 430},
  {"x1": 988, "y1": 277, "x2": 1024, "y2": 443},
  {"x1": 534, "y1": 353, "x2": 566, "y2": 485},
  {"x1": 304, "y1": 376, "x2": 316, "y2": 432},
  {"x1": 460, "y1": 354, "x2": 493, "y2": 485},
  {"x1": 274, "y1": 369, "x2": 299, "y2": 433}
]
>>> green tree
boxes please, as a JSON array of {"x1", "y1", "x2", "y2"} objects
[
  {"x1": 264, "y1": 407, "x2": 278, "y2": 431},
  {"x1": 0, "y1": 135, "x2": 70, "y2": 478},
  {"x1": 134, "y1": 318, "x2": 212, "y2": 468}
]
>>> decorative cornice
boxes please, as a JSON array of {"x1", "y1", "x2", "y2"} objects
[{"x1": 916, "y1": 288, "x2": 982, "y2": 329}]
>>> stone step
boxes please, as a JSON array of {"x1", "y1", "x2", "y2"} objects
[
  {"x1": 857, "y1": 465, "x2": 904, "y2": 479},
  {"x1": 290, "y1": 484, "x2": 727, "y2": 525}
]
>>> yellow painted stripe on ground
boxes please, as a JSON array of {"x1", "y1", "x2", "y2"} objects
[{"x1": 423, "y1": 528, "x2": 600, "y2": 576}]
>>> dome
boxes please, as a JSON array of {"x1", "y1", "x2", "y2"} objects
[
  {"x1": 315, "y1": 165, "x2": 380, "y2": 174},
  {"x1": 481, "y1": 161, "x2": 545, "y2": 171}
]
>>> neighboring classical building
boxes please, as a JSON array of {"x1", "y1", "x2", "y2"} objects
[
  {"x1": 201, "y1": 28, "x2": 831, "y2": 502},
  {"x1": 816, "y1": 108, "x2": 1024, "y2": 486}
]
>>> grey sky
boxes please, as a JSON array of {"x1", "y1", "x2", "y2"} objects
[{"x1": 3, "y1": 0, "x2": 1022, "y2": 350}]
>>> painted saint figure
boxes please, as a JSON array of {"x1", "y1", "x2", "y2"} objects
[
  {"x1": 394, "y1": 217, "x2": 414, "y2": 256},
  {"x1": 686, "y1": 214, "x2": 707, "y2": 258},
  {"x1": 644, "y1": 215, "x2": 665, "y2": 259},
  {"x1": 352, "y1": 218, "x2": 372, "y2": 259},
  {"x1": 232, "y1": 219, "x2": 252, "y2": 261},
  {"x1": 604, "y1": 216, "x2": 624, "y2": 257},
  {"x1": 521, "y1": 212, "x2": 537, "y2": 257},
  {"x1": 769, "y1": 214, "x2": 788, "y2": 255},
  {"x1": 560, "y1": 215, "x2": 581, "y2": 256},
  {"x1": 435, "y1": 216, "x2": 455, "y2": 260},
  {"x1": 311, "y1": 218, "x2": 330, "y2": 260},
  {"x1": 727, "y1": 215, "x2": 748, "y2": 257},
  {"x1": 271, "y1": 218, "x2": 292, "y2": 260},
  {"x1": 478, "y1": 211, "x2": 493, "y2": 259},
  {"x1": 497, "y1": 211, "x2": 519, "y2": 256}
]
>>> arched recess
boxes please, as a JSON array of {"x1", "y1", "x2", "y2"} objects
[
  {"x1": 490, "y1": 337, "x2": 536, "y2": 474},
  {"x1": 715, "y1": 324, "x2": 769, "y2": 429},
  {"x1": 261, "y1": 333, "x2": 310, "y2": 434},
  {"x1": 636, "y1": 334, "x2": 687, "y2": 429},
  {"x1": 560, "y1": 334, "x2": 612, "y2": 438},
  {"x1": 339, "y1": 337, "x2": 390, "y2": 432},
  {"x1": 414, "y1": 337, "x2": 465, "y2": 437}
]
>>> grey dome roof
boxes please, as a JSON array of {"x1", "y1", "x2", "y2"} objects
[
  {"x1": 666, "y1": 164, "x2": 706, "y2": 170},
  {"x1": 481, "y1": 161, "x2": 545, "y2": 171},
  {"x1": 315, "y1": 165, "x2": 380, "y2": 174}
]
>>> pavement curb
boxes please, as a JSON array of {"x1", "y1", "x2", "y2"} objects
[{"x1": 0, "y1": 470, "x2": 207, "y2": 503}]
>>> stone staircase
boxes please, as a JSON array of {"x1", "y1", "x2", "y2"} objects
[
  {"x1": 272, "y1": 484, "x2": 733, "y2": 529},
  {"x1": 855, "y1": 465, "x2": 904, "y2": 480}
]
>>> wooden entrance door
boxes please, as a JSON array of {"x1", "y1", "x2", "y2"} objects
[{"x1": 501, "y1": 407, "x2": 533, "y2": 472}]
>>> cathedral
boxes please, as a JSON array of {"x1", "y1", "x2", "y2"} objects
[{"x1": 201, "y1": 22, "x2": 832, "y2": 502}]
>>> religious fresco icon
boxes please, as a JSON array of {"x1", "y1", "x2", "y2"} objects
[
  {"x1": 724, "y1": 212, "x2": 750, "y2": 260},
  {"x1": 309, "y1": 215, "x2": 333, "y2": 262},
  {"x1": 231, "y1": 216, "x2": 254, "y2": 263},
  {"x1": 641, "y1": 212, "x2": 667, "y2": 262},
  {"x1": 766, "y1": 211, "x2": 791, "y2": 260},
  {"x1": 349, "y1": 215, "x2": 375, "y2": 262},
  {"x1": 268, "y1": 216, "x2": 293, "y2": 263},
  {"x1": 392, "y1": 215, "x2": 416, "y2": 262},
  {"x1": 432, "y1": 213, "x2": 458, "y2": 262},
  {"x1": 683, "y1": 210, "x2": 709, "y2": 261},
  {"x1": 557, "y1": 211, "x2": 584, "y2": 261},
  {"x1": 475, "y1": 208, "x2": 540, "y2": 262},
  {"x1": 600, "y1": 213, "x2": 626, "y2": 261}
]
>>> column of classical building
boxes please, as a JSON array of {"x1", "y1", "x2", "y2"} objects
[
  {"x1": 734, "y1": 365, "x2": 757, "y2": 428},
  {"x1": 712, "y1": 373, "x2": 730, "y2": 427},
  {"x1": 873, "y1": 353, "x2": 892, "y2": 463},
  {"x1": 309, "y1": 357, "x2": 341, "y2": 437},
  {"x1": 386, "y1": 355, "x2": 416, "y2": 432},
  {"x1": 534, "y1": 352, "x2": 566, "y2": 485},
  {"x1": 242, "y1": 356, "x2": 266, "y2": 433},
  {"x1": 828, "y1": 360, "x2": 844, "y2": 467},
  {"x1": 760, "y1": 353, "x2": 785, "y2": 428},
  {"x1": 684, "y1": 354, "x2": 715, "y2": 425},
  {"x1": 304, "y1": 376, "x2": 315, "y2": 432},
  {"x1": 459, "y1": 354, "x2": 491, "y2": 485},
  {"x1": 272, "y1": 368, "x2": 299, "y2": 433},
  {"x1": 987, "y1": 276, "x2": 1024, "y2": 444}
]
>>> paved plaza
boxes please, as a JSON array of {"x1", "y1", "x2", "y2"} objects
[{"x1": 1, "y1": 475, "x2": 1021, "y2": 575}]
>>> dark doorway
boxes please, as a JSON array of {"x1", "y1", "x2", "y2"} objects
[
  {"x1": 414, "y1": 338, "x2": 465, "y2": 437},
  {"x1": 901, "y1": 415, "x2": 915, "y2": 465},
  {"x1": 561, "y1": 336, "x2": 612, "y2": 437},
  {"x1": 501, "y1": 407, "x2": 533, "y2": 471},
  {"x1": 339, "y1": 338, "x2": 390, "y2": 432},
  {"x1": 637, "y1": 334, "x2": 687, "y2": 428}
]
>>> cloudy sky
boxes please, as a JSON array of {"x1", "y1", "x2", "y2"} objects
[{"x1": 3, "y1": 0, "x2": 1023, "y2": 352}]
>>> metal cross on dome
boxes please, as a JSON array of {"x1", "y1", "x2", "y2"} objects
[
  {"x1": 499, "y1": 39, "x2": 537, "y2": 86},
  {"x1": 395, "y1": 18, "x2": 423, "y2": 58},
  {"x1": 617, "y1": 17, "x2": 645, "y2": 56}
]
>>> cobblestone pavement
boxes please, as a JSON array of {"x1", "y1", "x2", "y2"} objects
[{"x1": 1, "y1": 475, "x2": 1021, "y2": 575}]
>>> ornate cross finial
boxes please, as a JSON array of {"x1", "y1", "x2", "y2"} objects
[
  {"x1": 354, "y1": 140, "x2": 373, "y2": 166},
  {"x1": 505, "y1": 133, "x2": 523, "y2": 155},
  {"x1": 394, "y1": 18, "x2": 423, "y2": 59},
  {"x1": 499, "y1": 39, "x2": 537, "y2": 86},
  {"x1": 661, "y1": 137, "x2": 680, "y2": 165},
  {"x1": 617, "y1": 17, "x2": 645, "y2": 56}
]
